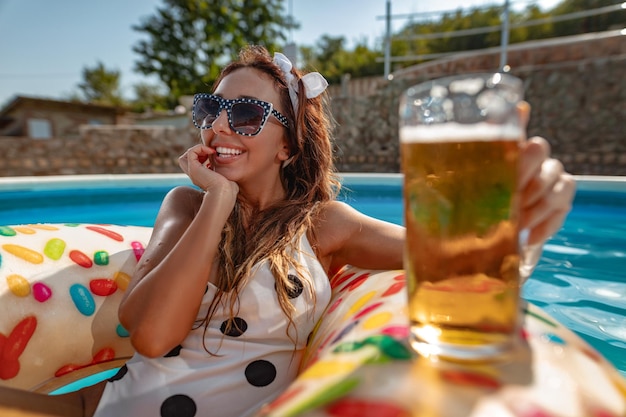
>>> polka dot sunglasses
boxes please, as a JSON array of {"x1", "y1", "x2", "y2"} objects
[{"x1": 192, "y1": 93, "x2": 289, "y2": 137}]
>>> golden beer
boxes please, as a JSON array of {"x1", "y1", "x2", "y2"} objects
[
  {"x1": 399, "y1": 73, "x2": 525, "y2": 359},
  {"x1": 401, "y1": 136, "x2": 522, "y2": 357}
]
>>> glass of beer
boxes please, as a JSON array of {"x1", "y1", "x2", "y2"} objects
[{"x1": 399, "y1": 73, "x2": 524, "y2": 360}]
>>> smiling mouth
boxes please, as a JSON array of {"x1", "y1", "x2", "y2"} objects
[{"x1": 215, "y1": 147, "x2": 243, "y2": 158}]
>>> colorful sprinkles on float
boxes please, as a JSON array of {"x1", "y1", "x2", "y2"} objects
[{"x1": 0, "y1": 223, "x2": 625, "y2": 416}]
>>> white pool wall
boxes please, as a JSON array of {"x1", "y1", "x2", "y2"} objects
[{"x1": 0, "y1": 173, "x2": 623, "y2": 192}]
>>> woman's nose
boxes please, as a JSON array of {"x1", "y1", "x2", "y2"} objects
[{"x1": 211, "y1": 109, "x2": 232, "y2": 135}]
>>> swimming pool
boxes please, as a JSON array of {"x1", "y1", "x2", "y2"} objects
[{"x1": 0, "y1": 173, "x2": 624, "y2": 377}]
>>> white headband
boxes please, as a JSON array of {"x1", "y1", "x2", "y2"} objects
[{"x1": 273, "y1": 52, "x2": 328, "y2": 113}]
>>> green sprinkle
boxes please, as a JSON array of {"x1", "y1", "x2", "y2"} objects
[
  {"x1": 44, "y1": 238, "x2": 66, "y2": 260},
  {"x1": 364, "y1": 335, "x2": 413, "y2": 360},
  {"x1": 284, "y1": 377, "x2": 360, "y2": 417},
  {"x1": 524, "y1": 308, "x2": 557, "y2": 328},
  {"x1": 94, "y1": 250, "x2": 110, "y2": 266},
  {"x1": 0, "y1": 226, "x2": 17, "y2": 237}
]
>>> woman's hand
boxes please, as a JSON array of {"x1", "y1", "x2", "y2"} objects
[
  {"x1": 178, "y1": 144, "x2": 216, "y2": 189},
  {"x1": 518, "y1": 136, "x2": 576, "y2": 245},
  {"x1": 179, "y1": 144, "x2": 239, "y2": 197}
]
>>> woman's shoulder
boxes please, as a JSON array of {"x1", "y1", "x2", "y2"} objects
[
  {"x1": 165, "y1": 185, "x2": 204, "y2": 199},
  {"x1": 156, "y1": 185, "x2": 205, "y2": 224},
  {"x1": 163, "y1": 185, "x2": 204, "y2": 205},
  {"x1": 311, "y1": 201, "x2": 364, "y2": 248},
  {"x1": 316, "y1": 200, "x2": 366, "y2": 225}
]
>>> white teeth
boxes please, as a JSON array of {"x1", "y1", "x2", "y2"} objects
[{"x1": 215, "y1": 147, "x2": 242, "y2": 155}]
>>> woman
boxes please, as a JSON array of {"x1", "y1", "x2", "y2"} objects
[{"x1": 0, "y1": 45, "x2": 575, "y2": 417}]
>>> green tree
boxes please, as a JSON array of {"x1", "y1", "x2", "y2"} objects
[
  {"x1": 302, "y1": 35, "x2": 347, "y2": 83},
  {"x1": 382, "y1": 0, "x2": 622, "y2": 72},
  {"x1": 132, "y1": 0, "x2": 295, "y2": 100},
  {"x1": 550, "y1": 0, "x2": 625, "y2": 36},
  {"x1": 300, "y1": 37, "x2": 383, "y2": 84},
  {"x1": 131, "y1": 82, "x2": 170, "y2": 113},
  {"x1": 78, "y1": 62, "x2": 125, "y2": 106}
]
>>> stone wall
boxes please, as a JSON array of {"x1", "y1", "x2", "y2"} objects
[
  {"x1": 332, "y1": 30, "x2": 626, "y2": 175},
  {"x1": 0, "y1": 30, "x2": 623, "y2": 177},
  {"x1": 0, "y1": 126, "x2": 198, "y2": 176}
]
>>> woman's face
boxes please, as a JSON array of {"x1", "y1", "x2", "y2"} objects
[{"x1": 201, "y1": 67, "x2": 290, "y2": 189}]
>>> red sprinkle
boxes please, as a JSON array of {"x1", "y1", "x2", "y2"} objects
[
  {"x1": 441, "y1": 369, "x2": 501, "y2": 389},
  {"x1": 341, "y1": 273, "x2": 370, "y2": 292},
  {"x1": 0, "y1": 316, "x2": 37, "y2": 380},
  {"x1": 327, "y1": 297, "x2": 343, "y2": 314},
  {"x1": 382, "y1": 281, "x2": 405, "y2": 296},
  {"x1": 69, "y1": 250, "x2": 93, "y2": 268},
  {"x1": 393, "y1": 273, "x2": 405, "y2": 281},
  {"x1": 331, "y1": 271, "x2": 356, "y2": 289},
  {"x1": 55, "y1": 347, "x2": 116, "y2": 377},
  {"x1": 89, "y1": 279, "x2": 118, "y2": 296},
  {"x1": 55, "y1": 364, "x2": 82, "y2": 377},
  {"x1": 354, "y1": 302, "x2": 383, "y2": 319},
  {"x1": 92, "y1": 347, "x2": 115, "y2": 363},
  {"x1": 86, "y1": 226, "x2": 123, "y2": 242},
  {"x1": 3, "y1": 316, "x2": 37, "y2": 361},
  {"x1": 0, "y1": 358, "x2": 20, "y2": 380},
  {"x1": 327, "y1": 399, "x2": 410, "y2": 417}
]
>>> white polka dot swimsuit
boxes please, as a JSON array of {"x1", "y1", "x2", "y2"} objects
[{"x1": 93, "y1": 233, "x2": 331, "y2": 417}]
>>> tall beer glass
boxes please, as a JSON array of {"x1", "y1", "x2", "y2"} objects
[{"x1": 399, "y1": 73, "x2": 524, "y2": 359}]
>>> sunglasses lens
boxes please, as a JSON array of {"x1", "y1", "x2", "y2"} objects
[
  {"x1": 195, "y1": 98, "x2": 220, "y2": 128},
  {"x1": 232, "y1": 103, "x2": 265, "y2": 135}
]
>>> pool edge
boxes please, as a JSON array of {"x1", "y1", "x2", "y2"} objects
[{"x1": 0, "y1": 173, "x2": 623, "y2": 192}]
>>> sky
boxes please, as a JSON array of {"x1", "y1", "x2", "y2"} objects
[{"x1": 0, "y1": 0, "x2": 560, "y2": 107}]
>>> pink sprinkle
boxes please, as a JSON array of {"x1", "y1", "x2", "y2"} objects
[
  {"x1": 381, "y1": 325, "x2": 410, "y2": 338},
  {"x1": 131, "y1": 241, "x2": 145, "y2": 261},
  {"x1": 33, "y1": 282, "x2": 52, "y2": 302}
]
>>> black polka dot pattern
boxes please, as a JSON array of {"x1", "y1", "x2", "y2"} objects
[
  {"x1": 160, "y1": 394, "x2": 197, "y2": 417},
  {"x1": 220, "y1": 317, "x2": 248, "y2": 337},
  {"x1": 164, "y1": 344, "x2": 183, "y2": 357},
  {"x1": 108, "y1": 364, "x2": 127, "y2": 382},
  {"x1": 244, "y1": 360, "x2": 277, "y2": 387},
  {"x1": 279, "y1": 274, "x2": 304, "y2": 299}
]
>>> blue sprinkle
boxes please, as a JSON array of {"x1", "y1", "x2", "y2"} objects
[
  {"x1": 116, "y1": 324, "x2": 129, "y2": 337},
  {"x1": 70, "y1": 283, "x2": 96, "y2": 316},
  {"x1": 543, "y1": 332, "x2": 566, "y2": 345},
  {"x1": 330, "y1": 320, "x2": 360, "y2": 345}
]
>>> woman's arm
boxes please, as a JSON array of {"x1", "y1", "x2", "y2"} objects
[
  {"x1": 317, "y1": 137, "x2": 575, "y2": 276},
  {"x1": 315, "y1": 201, "x2": 405, "y2": 274},
  {"x1": 119, "y1": 145, "x2": 238, "y2": 358}
]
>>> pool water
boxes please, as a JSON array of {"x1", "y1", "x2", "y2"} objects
[
  {"x1": 0, "y1": 174, "x2": 624, "y2": 377},
  {"x1": 523, "y1": 188, "x2": 626, "y2": 376}
]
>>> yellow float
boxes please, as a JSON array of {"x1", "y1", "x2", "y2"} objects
[{"x1": 0, "y1": 223, "x2": 624, "y2": 416}]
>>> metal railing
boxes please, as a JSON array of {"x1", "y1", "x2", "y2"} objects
[{"x1": 380, "y1": 0, "x2": 625, "y2": 77}]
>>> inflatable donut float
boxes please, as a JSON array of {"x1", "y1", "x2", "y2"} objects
[{"x1": 0, "y1": 223, "x2": 624, "y2": 417}]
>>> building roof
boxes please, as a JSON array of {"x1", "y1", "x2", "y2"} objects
[{"x1": 0, "y1": 95, "x2": 124, "y2": 117}]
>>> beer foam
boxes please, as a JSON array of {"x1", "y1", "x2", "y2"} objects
[{"x1": 400, "y1": 123, "x2": 522, "y2": 143}]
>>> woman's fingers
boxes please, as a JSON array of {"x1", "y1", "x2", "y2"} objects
[
  {"x1": 178, "y1": 145, "x2": 216, "y2": 188},
  {"x1": 518, "y1": 137, "x2": 550, "y2": 192},
  {"x1": 522, "y1": 157, "x2": 564, "y2": 208},
  {"x1": 518, "y1": 137, "x2": 576, "y2": 244},
  {"x1": 516, "y1": 101, "x2": 531, "y2": 129},
  {"x1": 522, "y1": 175, "x2": 575, "y2": 243}
]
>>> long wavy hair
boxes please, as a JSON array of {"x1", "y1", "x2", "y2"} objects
[{"x1": 196, "y1": 45, "x2": 341, "y2": 353}]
